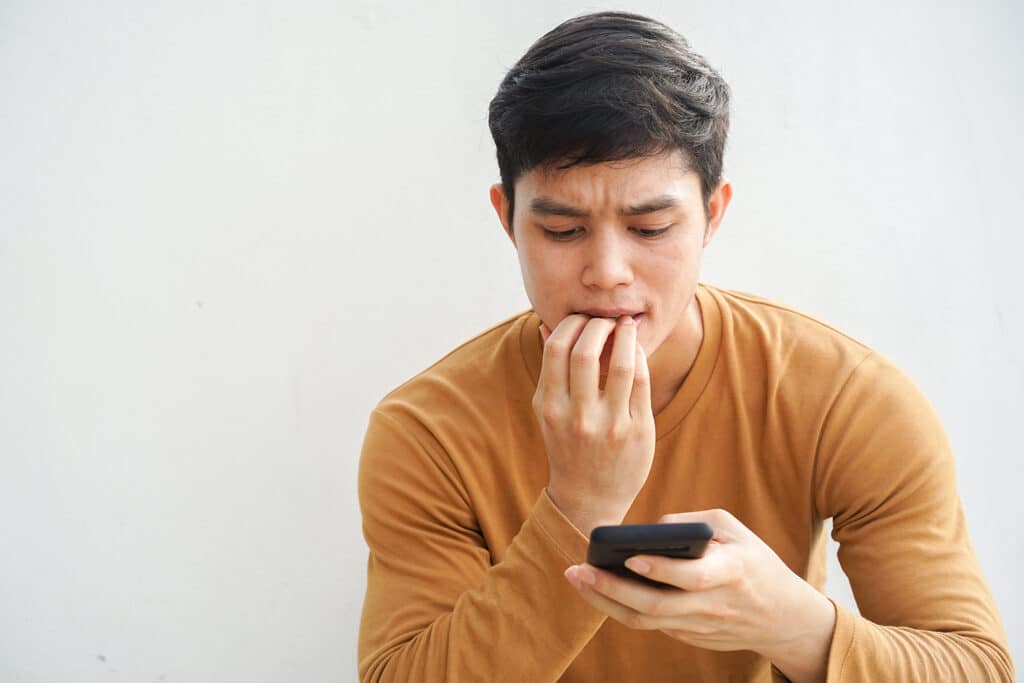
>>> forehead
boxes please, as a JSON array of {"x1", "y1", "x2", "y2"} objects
[{"x1": 516, "y1": 150, "x2": 698, "y2": 205}]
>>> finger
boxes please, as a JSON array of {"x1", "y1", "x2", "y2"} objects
[
  {"x1": 628, "y1": 341, "x2": 652, "y2": 418},
  {"x1": 582, "y1": 563, "x2": 693, "y2": 615},
  {"x1": 568, "y1": 317, "x2": 617, "y2": 407},
  {"x1": 536, "y1": 323, "x2": 551, "y2": 395},
  {"x1": 565, "y1": 566, "x2": 662, "y2": 631},
  {"x1": 540, "y1": 315, "x2": 589, "y2": 400},
  {"x1": 625, "y1": 551, "x2": 734, "y2": 593},
  {"x1": 658, "y1": 509, "x2": 742, "y2": 541},
  {"x1": 567, "y1": 568, "x2": 730, "y2": 645},
  {"x1": 603, "y1": 316, "x2": 637, "y2": 414}
]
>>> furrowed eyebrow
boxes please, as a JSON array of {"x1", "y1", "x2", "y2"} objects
[
  {"x1": 621, "y1": 195, "x2": 680, "y2": 216},
  {"x1": 528, "y1": 197, "x2": 588, "y2": 218},
  {"x1": 528, "y1": 194, "x2": 681, "y2": 218}
]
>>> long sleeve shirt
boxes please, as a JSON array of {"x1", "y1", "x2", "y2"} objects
[{"x1": 357, "y1": 283, "x2": 1013, "y2": 682}]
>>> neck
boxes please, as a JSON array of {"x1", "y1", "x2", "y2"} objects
[{"x1": 649, "y1": 294, "x2": 705, "y2": 415}]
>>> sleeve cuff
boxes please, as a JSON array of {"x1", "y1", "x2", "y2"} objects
[
  {"x1": 530, "y1": 489, "x2": 592, "y2": 564},
  {"x1": 824, "y1": 598, "x2": 857, "y2": 683}
]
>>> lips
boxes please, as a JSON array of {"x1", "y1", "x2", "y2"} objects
[
  {"x1": 577, "y1": 308, "x2": 644, "y2": 318},
  {"x1": 576, "y1": 310, "x2": 647, "y2": 327}
]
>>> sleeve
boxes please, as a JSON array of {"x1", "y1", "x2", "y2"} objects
[
  {"x1": 357, "y1": 407, "x2": 607, "y2": 683},
  {"x1": 812, "y1": 353, "x2": 1014, "y2": 682}
]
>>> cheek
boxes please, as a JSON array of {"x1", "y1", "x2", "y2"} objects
[
  {"x1": 642, "y1": 247, "x2": 700, "y2": 317},
  {"x1": 646, "y1": 249, "x2": 689, "y2": 284},
  {"x1": 516, "y1": 248, "x2": 569, "y2": 316},
  {"x1": 520, "y1": 245, "x2": 567, "y2": 285}
]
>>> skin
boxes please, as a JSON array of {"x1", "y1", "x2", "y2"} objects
[{"x1": 488, "y1": 150, "x2": 836, "y2": 683}]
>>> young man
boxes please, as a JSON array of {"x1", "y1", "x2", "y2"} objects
[{"x1": 357, "y1": 11, "x2": 1012, "y2": 682}]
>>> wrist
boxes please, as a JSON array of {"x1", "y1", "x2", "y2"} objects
[
  {"x1": 545, "y1": 486, "x2": 628, "y2": 536},
  {"x1": 763, "y1": 584, "x2": 836, "y2": 683}
]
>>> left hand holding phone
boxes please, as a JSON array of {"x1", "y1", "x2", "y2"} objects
[{"x1": 565, "y1": 508, "x2": 837, "y2": 683}]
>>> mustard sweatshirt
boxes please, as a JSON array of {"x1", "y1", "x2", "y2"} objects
[{"x1": 358, "y1": 284, "x2": 1012, "y2": 682}]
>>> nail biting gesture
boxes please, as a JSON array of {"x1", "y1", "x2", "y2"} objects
[{"x1": 534, "y1": 313, "x2": 656, "y2": 535}]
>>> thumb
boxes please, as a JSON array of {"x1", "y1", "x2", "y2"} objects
[{"x1": 658, "y1": 509, "x2": 742, "y2": 541}]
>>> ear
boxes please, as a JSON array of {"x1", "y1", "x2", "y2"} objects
[
  {"x1": 702, "y1": 178, "x2": 733, "y2": 248},
  {"x1": 489, "y1": 183, "x2": 516, "y2": 246}
]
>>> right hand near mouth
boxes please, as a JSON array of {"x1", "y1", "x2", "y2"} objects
[{"x1": 534, "y1": 314, "x2": 656, "y2": 536}]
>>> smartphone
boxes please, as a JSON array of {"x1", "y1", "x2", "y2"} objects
[{"x1": 586, "y1": 522, "x2": 713, "y2": 587}]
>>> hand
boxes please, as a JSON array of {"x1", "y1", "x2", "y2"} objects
[
  {"x1": 534, "y1": 314, "x2": 655, "y2": 535},
  {"x1": 564, "y1": 509, "x2": 836, "y2": 683}
]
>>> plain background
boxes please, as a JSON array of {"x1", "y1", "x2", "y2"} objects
[{"x1": 2, "y1": 0, "x2": 1021, "y2": 680}]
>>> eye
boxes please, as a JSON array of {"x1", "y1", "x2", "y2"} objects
[
  {"x1": 542, "y1": 227, "x2": 582, "y2": 241},
  {"x1": 631, "y1": 225, "x2": 673, "y2": 239}
]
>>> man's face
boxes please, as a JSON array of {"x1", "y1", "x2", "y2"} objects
[{"x1": 490, "y1": 150, "x2": 731, "y2": 369}]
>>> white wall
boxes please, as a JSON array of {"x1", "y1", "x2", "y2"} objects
[{"x1": 2, "y1": 1, "x2": 1020, "y2": 680}]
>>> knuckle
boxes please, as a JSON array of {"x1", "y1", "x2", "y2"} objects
[
  {"x1": 732, "y1": 574, "x2": 753, "y2": 597},
  {"x1": 710, "y1": 508, "x2": 733, "y2": 526},
  {"x1": 608, "y1": 362, "x2": 633, "y2": 380},
  {"x1": 570, "y1": 413, "x2": 594, "y2": 437},
  {"x1": 692, "y1": 621, "x2": 717, "y2": 636},
  {"x1": 706, "y1": 599, "x2": 733, "y2": 622},
  {"x1": 646, "y1": 596, "x2": 671, "y2": 618},
  {"x1": 692, "y1": 566, "x2": 712, "y2": 591},
  {"x1": 632, "y1": 368, "x2": 650, "y2": 386},
  {"x1": 624, "y1": 611, "x2": 647, "y2": 630},
  {"x1": 536, "y1": 401, "x2": 561, "y2": 426},
  {"x1": 545, "y1": 339, "x2": 570, "y2": 357},
  {"x1": 571, "y1": 348, "x2": 598, "y2": 366},
  {"x1": 607, "y1": 419, "x2": 631, "y2": 442},
  {"x1": 663, "y1": 628, "x2": 687, "y2": 642}
]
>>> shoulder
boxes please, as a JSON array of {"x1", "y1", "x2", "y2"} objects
[
  {"x1": 371, "y1": 308, "x2": 536, "y2": 430},
  {"x1": 705, "y1": 283, "x2": 935, "y2": 426},
  {"x1": 706, "y1": 284, "x2": 870, "y2": 354},
  {"x1": 701, "y1": 284, "x2": 875, "y2": 392}
]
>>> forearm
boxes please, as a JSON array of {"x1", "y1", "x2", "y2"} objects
[
  {"x1": 761, "y1": 591, "x2": 1014, "y2": 683},
  {"x1": 820, "y1": 602, "x2": 1014, "y2": 683},
  {"x1": 360, "y1": 493, "x2": 606, "y2": 682}
]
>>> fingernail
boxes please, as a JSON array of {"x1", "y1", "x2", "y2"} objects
[
  {"x1": 564, "y1": 567, "x2": 580, "y2": 589},
  {"x1": 577, "y1": 566, "x2": 597, "y2": 585},
  {"x1": 625, "y1": 558, "x2": 651, "y2": 575},
  {"x1": 619, "y1": 315, "x2": 634, "y2": 326}
]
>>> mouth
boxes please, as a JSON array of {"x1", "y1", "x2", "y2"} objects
[
  {"x1": 571, "y1": 310, "x2": 648, "y2": 379},
  {"x1": 575, "y1": 310, "x2": 647, "y2": 327}
]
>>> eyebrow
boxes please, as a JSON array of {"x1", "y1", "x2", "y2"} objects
[
  {"x1": 529, "y1": 196, "x2": 588, "y2": 218},
  {"x1": 528, "y1": 194, "x2": 680, "y2": 218},
  {"x1": 622, "y1": 195, "x2": 680, "y2": 216}
]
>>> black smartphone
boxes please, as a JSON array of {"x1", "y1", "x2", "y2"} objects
[{"x1": 586, "y1": 522, "x2": 713, "y2": 587}]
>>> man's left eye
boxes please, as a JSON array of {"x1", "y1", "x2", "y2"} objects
[
  {"x1": 543, "y1": 228, "x2": 581, "y2": 240},
  {"x1": 632, "y1": 226, "x2": 671, "y2": 238}
]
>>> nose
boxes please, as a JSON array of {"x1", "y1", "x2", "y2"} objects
[{"x1": 580, "y1": 229, "x2": 634, "y2": 290}]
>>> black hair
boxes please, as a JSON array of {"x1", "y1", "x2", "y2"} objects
[{"x1": 488, "y1": 11, "x2": 730, "y2": 225}]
